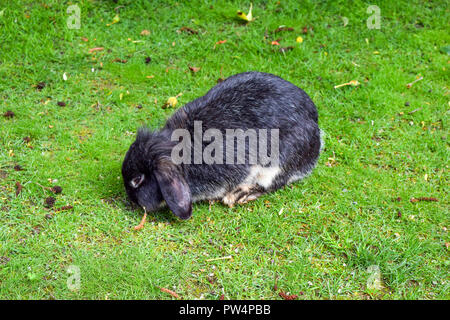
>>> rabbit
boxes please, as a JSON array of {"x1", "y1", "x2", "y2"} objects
[{"x1": 122, "y1": 71, "x2": 322, "y2": 220}]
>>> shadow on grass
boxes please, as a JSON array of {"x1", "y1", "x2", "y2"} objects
[{"x1": 101, "y1": 191, "x2": 180, "y2": 224}]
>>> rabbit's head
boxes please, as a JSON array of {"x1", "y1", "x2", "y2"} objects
[{"x1": 121, "y1": 129, "x2": 192, "y2": 220}]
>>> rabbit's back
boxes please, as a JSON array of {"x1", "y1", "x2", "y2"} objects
[{"x1": 167, "y1": 72, "x2": 317, "y2": 131}]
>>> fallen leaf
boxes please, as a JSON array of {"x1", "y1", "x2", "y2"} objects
[
  {"x1": 279, "y1": 291, "x2": 298, "y2": 300},
  {"x1": 214, "y1": 39, "x2": 227, "y2": 49},
  {"x1": 410, "y1": 197, "x2": 438, "y2": 203},
  {"x1": 162, "y1": 97, "x2": 178, "y2": 109},
  {"x1": 3, "y1": 110, "x2": 15, "y2": 118},
  {"x1": 15, "y1": 182, "x2": 23, "y2": 196},
  {"x1": 237, "y1": 3, "x2": 254, "y2": 22},
  {"x1": 106, "y1": 14, "x2": 120, "y2": 27},
  {"x1": 134, "y1": 211, "x2": 147, "y2": 230},
  {"x1": 140, "y1": 29, "x2": 150, "y2": 36},
  {"x1": 165, "y1": 66, "x2": 175, "y2": 73},
  {"x1": 88, "y1": 47, "x2": 104, "y2": 53},
  {"x1": 271, "y1": 41, "x2": 280, "y2": 46},
  {"x1": 81, "y1": 37, "x2": 89, "y2": 42},
  {"x1": 159, "y1": 287, "x2": 180, "y2": 299},
  {"x1": 179, "y1": 26, "x2": 198, "y2": 34},
  {"x1": 36, "y1": 82, "x2": 46, "y2": 90},
  {"x1": 274, "y1": 26, "x2": 294, "y2": 33},
  {"x1": 334, "y1": 80, "x2": 360, "y2": 89},
  {"x1": 188, "y1": 66, "x2": 200, "y2": 73},
  {"x1": 53, "y1": 205, "x2": 74, "y2": 213},
  {"x1": 112, "y1": 58, "x2": 127, "y2": 63}
]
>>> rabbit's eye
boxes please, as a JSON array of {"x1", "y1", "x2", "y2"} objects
[{"x1": 130, "y1": 174, "x2": 145, "y2": 189}]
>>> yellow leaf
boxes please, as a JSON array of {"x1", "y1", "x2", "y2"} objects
[
  {"x1": 334, "y1": 80, "x2": 360, "y2": 89},
  {"x1": 237, "y1": 3, "x2": 254, "y2": 22},
  {"x1": 167, "y1": 97, "x2": 177, "y2": 107},
  {"x1": 107, "y1": 14, "x2": 120, "y2": 26}
]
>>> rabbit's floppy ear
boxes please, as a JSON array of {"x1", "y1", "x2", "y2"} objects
[{"x1": 154, "y1": 161, "x2": 192, "y2": 220}]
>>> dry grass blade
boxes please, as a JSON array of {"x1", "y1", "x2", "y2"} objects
[
  {"x1": 159, "y1": 287, "x2": 181, "y2": 299},
  {"x1": 134, "y1": 208, "x2": 148, "y2": 230}
]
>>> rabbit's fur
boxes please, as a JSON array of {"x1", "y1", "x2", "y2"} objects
[{"x1": 122, "y1": 72, "x2": 322, "y2": 219}]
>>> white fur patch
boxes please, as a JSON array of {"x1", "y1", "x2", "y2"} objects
[
  {"x1": 287, "y1": 171, "x2": 308, "y2": 184},
  {"x1": 244, "y1": 165, "x2": 281, "y2": 189}
]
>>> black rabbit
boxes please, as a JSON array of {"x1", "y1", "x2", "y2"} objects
[{"x1": 122, "y1": 72, "x2": 322, "y2": 220}]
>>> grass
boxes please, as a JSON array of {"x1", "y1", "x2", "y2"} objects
[{"x1": 0, "y1": 0, "x2": 448, "y2": 300}]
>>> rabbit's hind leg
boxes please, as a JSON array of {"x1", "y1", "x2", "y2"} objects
[
  {"x1": 236, "y1": 189, "x2": 264, "y2": 205},
  {"x1": 222, "y1": 185, "x2": 263, "y2": 208}
]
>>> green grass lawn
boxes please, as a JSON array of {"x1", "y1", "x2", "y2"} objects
[{"x1": 0, "y1": 0, "x2": 448, "y2": 299}]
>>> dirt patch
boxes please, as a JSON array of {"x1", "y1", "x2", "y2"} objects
[
  {"x1": 0, "y1": 256, "x2": 10, "y2": 265},
  {"x1": 0, "y1": 170, "x2": 7, "y2": 180}
]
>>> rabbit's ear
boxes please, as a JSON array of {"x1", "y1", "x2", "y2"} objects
[{"x1": 154, "y1": 164, "x2": 192, "y2": 220}]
